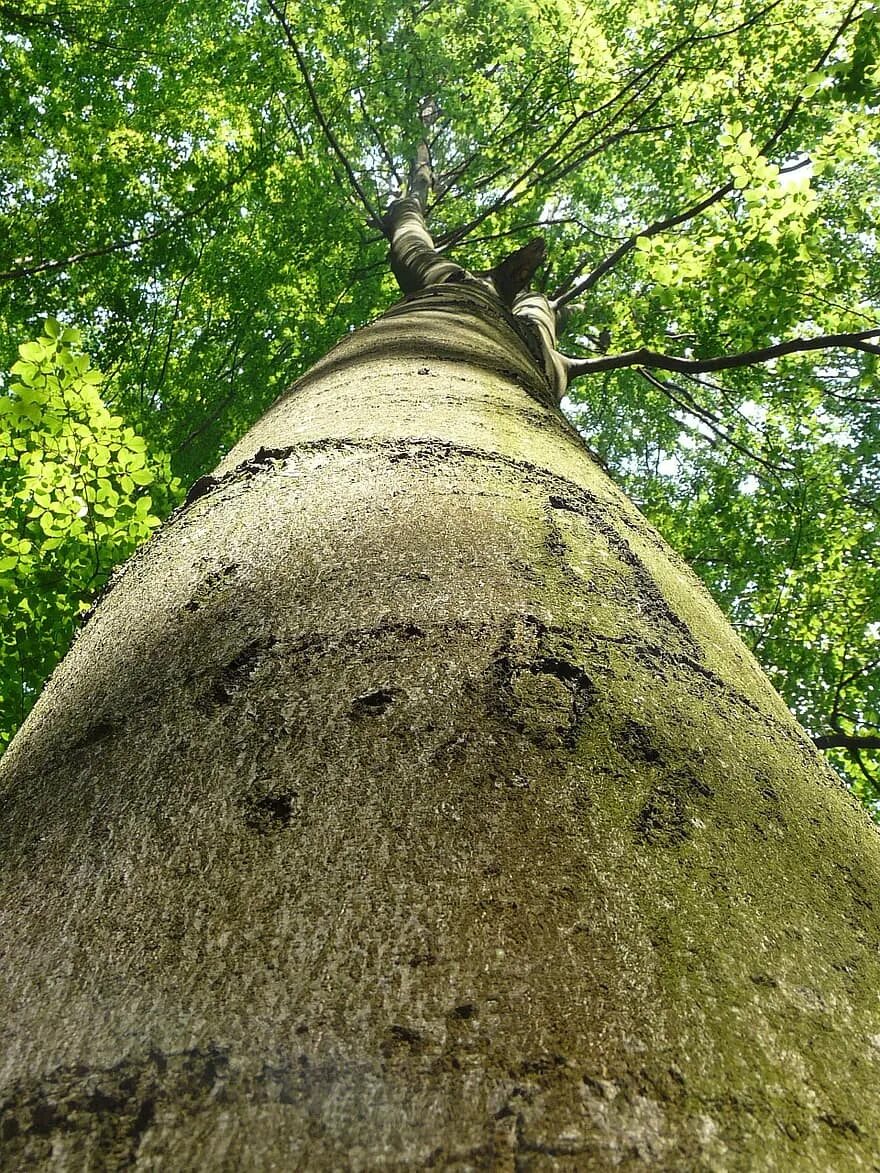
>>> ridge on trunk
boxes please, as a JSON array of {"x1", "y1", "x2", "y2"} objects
[{"x1": 383, "y1": 151, "x2": 570, "y2": 403}]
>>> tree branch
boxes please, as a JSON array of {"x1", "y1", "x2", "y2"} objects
[
  {"x1": 814, "y1": 733, "x2": 880, "y2": 752},
  {"x1": 0, "y1": 3, "x2": 177, "y2": 63},
  {"x1": 440, "y1": 76, "x2": 670, "y2": 249},
  {"x1": 443, "y1": 0, "x2": 797, "y2": 250},
  {"x1": 266, "y1": 0, "x2": 383, "y2": 233},
  {"x1": 636, "y1": 369, "x2": 791, "y2": 476},
  {"x1": 0, "y1": 151, "x2": 265, "y2": 282},
  {"x1": 565, "y1": 329, "x2": 880, "y2": 379},
  {"x1": 407, "y1": 141, "x2": 433, "y2": 208},
  {"x1": 355, "y1": 88, "x2": 404, "y2": 192}
]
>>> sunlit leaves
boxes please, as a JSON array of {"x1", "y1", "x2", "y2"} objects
[{"x1": 0, "y1": 321, "x2": 172, "y2": 749}]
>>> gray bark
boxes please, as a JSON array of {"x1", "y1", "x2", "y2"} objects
[{"x1": 1, "y1": 283, "x2": 879, "y2": 1170}]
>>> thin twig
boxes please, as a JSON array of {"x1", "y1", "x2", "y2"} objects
[
  {"x1": 0, "y1": 151, "x2": 267, "y2": 282},
  {"x1": 266, "y1": 0, "x2": 384, "y2": 232},
  {"x1": 637, "y1": 369, "x2": 791, "y2": 476}
]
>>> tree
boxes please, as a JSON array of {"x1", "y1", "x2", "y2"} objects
[
  {"x1": 2, "y1": 0, "x2": 880, "y2": 1164},
  {"x1": 1, "y1": 0, "x2": 878, "y2": 800},
  {"x1": 3, "y1": 157, "x2": 880, "y2": 1165}
]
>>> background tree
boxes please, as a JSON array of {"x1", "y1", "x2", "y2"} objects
[{"x1": 1, "y1": 0, "x2": 878, "y2": 801}]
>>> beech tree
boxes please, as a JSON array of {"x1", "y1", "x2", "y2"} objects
[
  {"x1": 1, "y1": 0, "x2": 879, "y2": 800},
  {"x1": 2, "y1": 0, "x2": 880, "y2": 1165}
]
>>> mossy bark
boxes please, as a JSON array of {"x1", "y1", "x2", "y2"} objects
[{"x1": 2, "y1": 284, "x2": 879, "y2": 1170}]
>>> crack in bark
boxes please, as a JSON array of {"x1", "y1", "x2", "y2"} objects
[
  {"x1": 582, "y1": 629, "x2": 830, "y2": 775},
  {"x1": 242, "y1": 788, "x2": 299, "y2": 832},
  {"x1": 196, "y1": 637, "x2": 277, "y2": 711},
  {"x1": 634, "y1": 785, "x2": 690, "y2": 846},
  {"x1": 544, "y1": 492, "x2": 703, "y2": 662},
  {"x1": 173, "y1": 435, "x2": 605, "y2": 524},
  {"x1": 350, "y1": 686, "x2": 401, "y2": 716},
  {"x1": 0, "y1": 1045, "x2": 634, "y2": 1163}
]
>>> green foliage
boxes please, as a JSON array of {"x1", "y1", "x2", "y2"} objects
[
  {"x1": 1, "y1": 0, "x2": 877, "y2": 806},
  {"x1": 0, "y1": 322, "x2": 175, "y2": 748}
]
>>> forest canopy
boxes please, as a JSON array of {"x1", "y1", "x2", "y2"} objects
[{"x1": 1, "y1": 0, "x2": 878, "y2": 807}]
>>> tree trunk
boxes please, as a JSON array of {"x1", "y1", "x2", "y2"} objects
[{"x1": 2, "y1": 283, "x2": 879, "y2": 1170}]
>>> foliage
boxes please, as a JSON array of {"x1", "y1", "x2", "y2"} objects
[
  {"x1": 0, "y1": 321, "x2": 173, "y2": 746},
  {"x1": 1, "y1": 0, "x2": 877, "y2": 805}
]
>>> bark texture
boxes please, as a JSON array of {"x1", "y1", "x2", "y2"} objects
[{"x1": 1, "y1": 284, "x2": 879, "y2": 1170}]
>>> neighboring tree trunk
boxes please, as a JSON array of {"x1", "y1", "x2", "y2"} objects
[{"x1": 1, "y1": 281, "x2": 879, "y2": 1170}]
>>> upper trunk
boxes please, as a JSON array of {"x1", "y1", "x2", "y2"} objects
[{"x1": 2, "y1": 284, "x2": 879, "y2": 1169}]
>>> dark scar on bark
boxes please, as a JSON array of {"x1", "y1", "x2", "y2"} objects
[{"x1": 351, "y1": 687, "x2": 399, "y2": 716}]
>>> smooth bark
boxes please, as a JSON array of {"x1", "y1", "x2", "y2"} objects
[{"x1": 1, "y1": 284, "x2": 879, "y2": 1169}]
